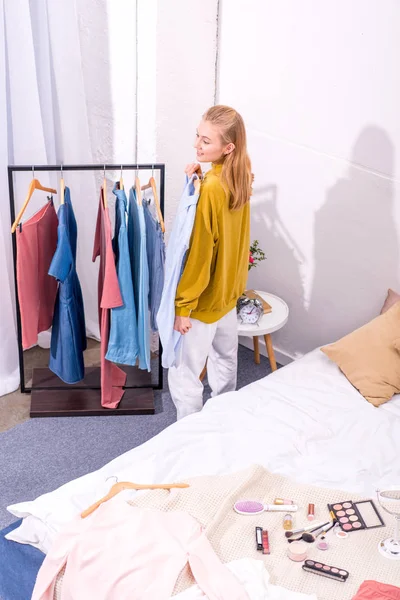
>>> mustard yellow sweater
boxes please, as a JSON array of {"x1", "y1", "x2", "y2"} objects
[{"x1": 175, "y1": 163, "x2": 250, "y2": 324}]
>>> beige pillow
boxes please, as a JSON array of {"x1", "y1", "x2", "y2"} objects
[
  {"x1": 380, "y1": 288, "x2": 400, "y2": 314},
  {"x1": 321, "y1": 302, "x2": 400, "y2": 407}
]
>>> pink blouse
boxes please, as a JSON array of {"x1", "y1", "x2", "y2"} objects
[
  {"x1": 92, "y1": 189, "x2": 127, "y2": 408},
  {"x1": 32, "y1": 499, "x2": 249, "y2": 600}
]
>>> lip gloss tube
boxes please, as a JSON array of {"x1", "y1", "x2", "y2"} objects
[
  {"x1": 307, "y1": 503, "x2": 315, "y2": 521},
  {"x1": 274, "y1": 497, "x2": 294, "y2": 505}
]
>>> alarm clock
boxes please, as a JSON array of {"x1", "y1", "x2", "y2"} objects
[{"x1": 236, "y1": 296, "x2": 264, "y2": 325}]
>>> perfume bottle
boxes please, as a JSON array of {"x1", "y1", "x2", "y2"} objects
[{"x1": 283, "y1": 513, "x2": 293, "y2": 530}]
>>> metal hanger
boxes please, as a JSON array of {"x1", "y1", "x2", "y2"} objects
[
  {"x1": 103, "y1": 164, "x2": 108, "y2": 208},
  {"x1": 60, "y1": 164, "x2": 65, "y2": 205}
]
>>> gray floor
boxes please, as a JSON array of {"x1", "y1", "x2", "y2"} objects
[{"x1": 0, "y1": 345, "x2": 275, "y2": 530}]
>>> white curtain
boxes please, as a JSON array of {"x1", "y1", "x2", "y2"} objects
[
  {"x1": 0, "y1": 0, "x2": 19, "y2": 396},
  {"x1": 0, "y1": 0, "x2": 128, "y2": 396}
]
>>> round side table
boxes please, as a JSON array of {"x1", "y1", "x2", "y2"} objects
[{"x1": 237, "y1": 291, "x2": 289, "y2": 371}]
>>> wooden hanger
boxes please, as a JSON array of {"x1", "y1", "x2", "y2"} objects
[
  {"x1": 81, "y1": 481, "x2": 190, "y2": 519},
  {"x1": 194, "y1": 175, "x2": 201, "y2": 195},
  {"x1": 141, "y1": 172, "x2": 165, "y2": 233},
  {"x1": 60, "y1": 165, "x2": 65, "y2": 205},
  {"x1": 119, "y1": 165, "x2": 124, "y2": 190},
  {"x1": 135, "y1": 172, "x2": 142, "y2": 206},
  {"x1": 11, "y1": 171, "x2": 57, "y2": 233},
  {"x1": 103, "y1": 165, "x2": 108, "y2": 208}
]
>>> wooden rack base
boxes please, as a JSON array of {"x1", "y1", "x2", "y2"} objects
[{"x1": 30, "y1": 367, "x2": 155, "y2": 417}]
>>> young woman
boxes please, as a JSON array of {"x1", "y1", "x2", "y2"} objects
[{"x1": 169, "y1": 105, "x2": 252, "y2": 420}]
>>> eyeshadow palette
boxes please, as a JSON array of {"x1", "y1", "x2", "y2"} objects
[
  {"x1": 328, "y1": 499, "x2": 384, "y2": 532},
  {"x1": 302, "y1": 560, "x2": 349, "y2": 582}
]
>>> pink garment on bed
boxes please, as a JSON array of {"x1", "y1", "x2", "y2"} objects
[
  {"x1": 16, "y1": 201, "x2": 58, "y2": 349},
  {"x1": 92, "y1": 189, "x2": 126, "y2": 408},
  {"x1": 352, "y1": 580, "x2": 400, "y2": 599},
  {"x1": 31, "y1": 499, "x2": 249, "y2": 600}
]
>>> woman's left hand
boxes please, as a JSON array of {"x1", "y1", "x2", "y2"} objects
[{"x1": 174, "y1": 316, "x2": 192, "y2": 335}]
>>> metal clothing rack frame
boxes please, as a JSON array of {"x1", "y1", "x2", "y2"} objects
[{"x1": 8, "y1": 163, "x2": 165, "y2": 418}]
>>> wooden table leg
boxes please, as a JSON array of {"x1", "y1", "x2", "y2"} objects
[
  {"x1": 264, "y1": 334, "x2": 277, "y2": 371},
  {"x1": 199, "y1": 362, "x2": 207, "y2": 381},
  {"x1": 253, "y1": 336, "x2": 261, "y2": 365}
]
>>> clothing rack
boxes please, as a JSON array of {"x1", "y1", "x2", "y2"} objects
[{"x1": 8, "y1": 163, "x2": 165, "y2": 418}]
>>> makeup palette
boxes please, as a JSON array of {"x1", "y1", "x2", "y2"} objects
[
  {"x1": 328, "y1": 499, "x2": 384, "y2": 532},
  {"x1": 302, "y1": 560, "x2": 349, "y2": 582}
]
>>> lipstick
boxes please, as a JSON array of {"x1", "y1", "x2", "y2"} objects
[{"x1": 262, "y1": 529, "x2": 270, "y2": 555}]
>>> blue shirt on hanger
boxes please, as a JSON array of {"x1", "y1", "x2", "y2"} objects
[
  {"x1": 157, "y1": 175, "x2": 200, "y2": 368},
  {"x1": 105, "y1": 184, "x2": 139, "y2": 366},
  {"x1": 48, "y1": 187, "x2": 87, "y2": 384},
  {"x1": 143, "y1": 199, "x2": 165, "y2": 332},
  {"x1": 128, "y1": 187, "x2": 151, "y2": 371}
]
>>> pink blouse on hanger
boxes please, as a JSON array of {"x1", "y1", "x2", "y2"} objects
[
  {"x1": 31, "y1": 499, "x2": 249, "y2": 600},
  {"x1": 16, "y1": 201, "x2": 58, "y2": 349},
  {"x1": 92, "y1": 188, "x2": 127, "y2": 408}
]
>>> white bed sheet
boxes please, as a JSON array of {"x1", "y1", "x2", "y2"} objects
[{"x1": 7, "y1": 349, "x2": 400, "y2": 554}]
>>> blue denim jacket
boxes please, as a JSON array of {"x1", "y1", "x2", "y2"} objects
[
  {"x1": 105, "y1": 184, "x2": 139, "y2": 365},
  {"x1": 128, "y1": 188, "x2": 151, "y2": 371},
  {"x1": 143, "y1": 200, "x2": 165, "y2": 332},
  {"x1": 48, "y1": 188, "x2": 87, "y2": 383},
  {"x1": 157, "y1": 176, "x2": 200, "y2": 368}
]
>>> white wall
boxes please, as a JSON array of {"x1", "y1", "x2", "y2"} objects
[
  {"x1": 155, "y1": 0, "x2": 218, "y2": 232},
  {"x1": 218, "y1": 0, "x2": 400, "y2": 360}
]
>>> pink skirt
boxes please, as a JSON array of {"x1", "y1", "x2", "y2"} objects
[{"x1": 16, "y1": 201, "x2": 58, "y2": 349}]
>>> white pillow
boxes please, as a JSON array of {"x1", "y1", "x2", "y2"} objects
[{"x1": 5, "y1": 515, "x2": 50, "y2": 552}]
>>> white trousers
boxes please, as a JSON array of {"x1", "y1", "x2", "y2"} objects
[{"x1": 168, "y1": 308, "x2": 238, "y2": 420}]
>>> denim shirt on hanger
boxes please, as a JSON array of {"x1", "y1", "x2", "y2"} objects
[
  {"x1": 48, "y1": 188, "x2": 87, "y2": 384},
  {"x1": 143, "y1": 196, "x2": 165, "y2": 332},
  {"x1": 127, "y1": 187, "x2": 151, "y2": 371},
  {"x1": 105, "y1": 184, "x2": 139, "y2": 365},
  {"x1": 157, "y1": 175, "x2": 200, "y2": 368}
]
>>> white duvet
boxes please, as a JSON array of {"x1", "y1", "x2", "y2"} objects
[
  {"x1": 173, "y1": 559, "x2": 317, "y2": 600},
  {"x1": 7, "y1": 349, "x2": 400, "y2": 554}
]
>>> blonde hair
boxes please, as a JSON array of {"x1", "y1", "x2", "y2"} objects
[{"x1": 203, "y1": 105, "x2": 252, "y2": 210}]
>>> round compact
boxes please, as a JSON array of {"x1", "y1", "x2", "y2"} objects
[
  {"x1": 287, "y1": 540, "x2": 308, "y2": 562},
  {"x1": 336, "y1": 530, "x2": 349, "y2": 539},
  {"x1": 317, "y1": 540, "x2": 329, "y2": 550}
]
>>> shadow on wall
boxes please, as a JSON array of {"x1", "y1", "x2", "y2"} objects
[
  {"x1": 248, "y1": 184, "x2": 308, "y2": 355},
  {"x1": 307, "y1": 126, "x2": 399, "y2": 349}
]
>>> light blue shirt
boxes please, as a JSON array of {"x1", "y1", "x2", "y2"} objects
[
  {"x1": 143, "y1": 200, "x2": 165, "y2": 332},
  {"x1": 128, "y1": 187, "x2": 151, "y2": 371},
  {"x1": 105, "y1": 184, "x2": 139, "y2": 366},
  {"x1": 157, "y1": 175, "x2": 200, "y2": 368}
]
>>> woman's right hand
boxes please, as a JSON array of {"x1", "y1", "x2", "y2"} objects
[{"x1": 185, "y1": 163, "x2": 202, "y2": 178}]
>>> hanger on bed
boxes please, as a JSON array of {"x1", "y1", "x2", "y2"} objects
[
  {"x1": 11, "y1": 167, "x2": 58, "y2": 233},
  {"x1": 60, "y1": 164, "x2": 65, "y2": 205},
  {"x1": 135, "y1": 166, "x2": 142, "y2": 206},
  {"x1": 141, "y1": 167, "x2": 165, "y2": 233},
  {"x1": 81, "y1": 480, "x2": 190, "y2": 519}
]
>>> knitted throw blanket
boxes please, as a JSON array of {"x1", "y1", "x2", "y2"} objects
[{"x1": 54, "y1": 465, "x2": 398, "y2": 599}]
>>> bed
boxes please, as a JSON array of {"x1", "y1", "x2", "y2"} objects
[{"x1": 6, "y1": 348, "x2": 400, "y2": 596}]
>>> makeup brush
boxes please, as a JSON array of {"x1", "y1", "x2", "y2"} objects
[
  {"x1": 316, "y1": 519, "x2": 337, "y2": 537},
  {"x1": 287, "y1": 521, "x2": 333, "y2": 544},
  {"x1": 284, "y1": 520, "x2": 330, "y2": 539},
  {"x1": 288, "y1": 532, "x2": 316, "y2": 543}
]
